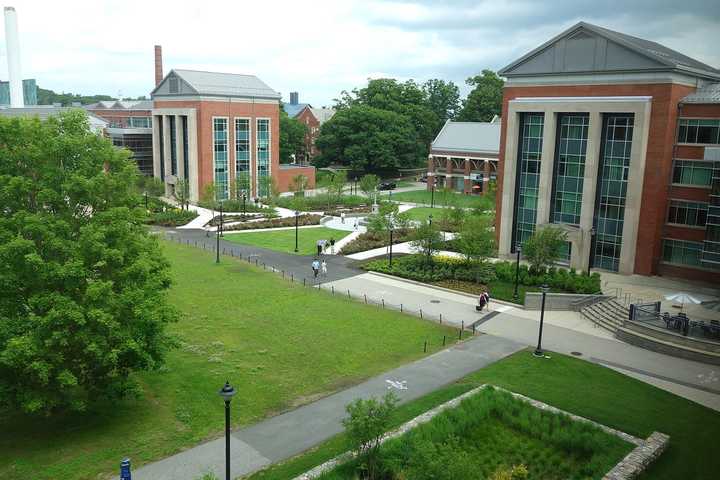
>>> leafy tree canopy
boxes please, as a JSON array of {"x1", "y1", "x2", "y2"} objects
[
  {"x1": 457, "y1": 69, "x2": 504, "y2": 122},
  {"x1": 523, "y1": 226, "x2": 568, "y2": 274},
  {"x1": 0, "y1": 111, "x2": 176, "y2": 414},
  {"x1": 279, "y1": 108, "x2": 307, "y2": 164},
  {"x1": 37, "y1": 86, "x2": 146, "y2": 106},
  {"x1": 422, "y1": 78, "x2": 461, "y2": 126},
  {"x1": 315, "y1": 105, "x2": 418, "y2": 172}
]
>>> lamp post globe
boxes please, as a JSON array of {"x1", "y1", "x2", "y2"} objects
[
  {"x1": 294, "y1": 210, "x2": 300, "y2": 253},
  {"x1": 533, "y1": 284, "x2": 550, "y2": 358},
  {"x1": 219, "y1": 381, "x2": 236, "y2": 480}
]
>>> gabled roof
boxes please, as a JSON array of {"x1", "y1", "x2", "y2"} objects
[
  {"x1": 283, "y1": 102, "x2": 311, "y2": 117},
  {"x1": 0, "y1": 106, "x2": 108, "y2": 133},
  {"x1": 85, "y1": 99, "x2": 152, "y2": 111},
  {"x1": 431, "y1": 121, "x2": 500, "y2": 155},
  {"x1": 152, "y1": 69, "x2": 281, "y2": 100},
  {"x1": 310, "y1": 107, "x2": 335, "y2": 125},
  {"x1": 499, "y1": 21, "x2": 720, "y2": 81},
  {"x1": 682, "y1": 83, "x2": 720, "y2": 104}
]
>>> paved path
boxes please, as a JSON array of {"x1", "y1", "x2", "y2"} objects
[{"x1": 133, "y1": 334, "x2": 525, "y2": 480}]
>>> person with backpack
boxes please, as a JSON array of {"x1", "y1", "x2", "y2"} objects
[
  {"x1": 329, "y1": 238, "x2": 336, "y2": 254},
  {"x1": 311, "y1": 258, "x2": 320, "y2": 279}
]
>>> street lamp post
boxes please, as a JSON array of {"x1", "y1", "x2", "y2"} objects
[
  {"x1": 242, "y1": 193, "x2": 247, "y2": 215},
  {"x1": 430, "y1": 182, "x2": 435, "y2": 208},
  {"x1": 587, "y1": 227, "x2": 596, "y2": 276},
  {"x1": 513, "y1": 244, "x2": 522, "y2": 301},
  {"x1": 427, "y1": 214, "x2": 433, "y2": 264},
  {"x1": 533, "y1": 284, "x2": 550, "y2": 357},
  {"x1": 218, "y1": 381, "x2": 236, "y2": 480},
  {"x1": 219, "y1": 201, "x2": 224, "y2": 237},
  {"x1": 294, "y1": 210, "x2": 300, "y2": 253},
  {"x1": 388, "y1": 214, "x2": 395, "y2": 267},
  {"x1": 216, "y1": 218, "x2": 221, "y2": 264}
]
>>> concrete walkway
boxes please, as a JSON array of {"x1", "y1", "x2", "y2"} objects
[{"x1": 133, "y1": 334, "x2": 525, "y2": 480}]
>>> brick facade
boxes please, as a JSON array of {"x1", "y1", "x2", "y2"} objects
[
  {"x1": 495, "y1": 82, "x2": 719, "y2": 280},
  {"x1": 295, "y1": 106, "x2": 320, "y2": 162}
]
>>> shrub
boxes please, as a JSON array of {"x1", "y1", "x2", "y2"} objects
[
  {"x1": 340, "y1": 229, "x2": 412, "y2": 255},
  {"x1": 147, "y1": 209, "x2": 198, "y2": 227},
  {"x1": 523, "y1": 226, "x2": 567, "y2": 274},
  {"x1": 363, "y1": 255, "x2": 496, "y2": 285},
  {"x1": 197, "y1": 199, "x2": 270, "y2": 214},
  {"x1": 276, "y1": 193, "x2": 369, "y2": 211},
  {"x1": 222, "y1": 214, "x2": 321, "y2": 231}
]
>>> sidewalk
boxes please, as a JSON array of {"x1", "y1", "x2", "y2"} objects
[{"x1": 133, "y1": 334, "x2": 525, "y2": 480}]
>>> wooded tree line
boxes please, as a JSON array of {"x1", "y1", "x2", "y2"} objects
[{"x1": 311, "y1": 70, "x2": 504, "y2": 174}]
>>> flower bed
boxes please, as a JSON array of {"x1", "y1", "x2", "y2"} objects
[
  {"x1": 146, "y1": 208, "x2": 198, "y2": 227},
  {"x1": 276, "y1": 194, "x2": 370, "y2": 212},
  {"x1": 340, "y1": 229, "x2": 413, "y2": 255},
  {"x1": 305, "y1": 386, "x2": 636, "y2": 480},
  {"x1": 222, "y1": 214, "x2": 322, "y2": 231}
]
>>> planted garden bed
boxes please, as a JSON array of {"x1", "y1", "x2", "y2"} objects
[
  {"x1": 340, "y1": 230, "x2": 413, "y2": 255},
  {"x1": 312, "y1": 386, "x2": 635, "y2": 480},
  {"x1": 222, "y1": 214, "x2": 322, "y2": 231},
  {"x1": 361, "y1": 255, "x2": 600, "y2": 302}
]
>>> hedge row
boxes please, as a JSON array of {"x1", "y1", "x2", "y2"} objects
[
  {"x1": 147, "y1": 209, "x2": 198, "y2": 227},
  {"x1": 222, "y1": 214, "x2": 322, "y2": 231},
  {"x1": 340, "y1": 229, "x2": 413, "y2": 255}
]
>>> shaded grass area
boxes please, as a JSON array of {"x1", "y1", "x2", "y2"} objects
[
  {"x1": 402, "y1": 206, "x2": 440, "y2": 222},
  {"x1": 384, "y1": 190, "x2": 494, "y2": 210},
  {"x1": 247, "y1": 350, "x2": 720, "y2": 480},
  {"x1": 433, "y1": 278, "x2": 538, "y2": 304},
  {"x1": 0, "y1": 241, "x2": 456, "y2": 480},
  {"x1": 224, "y1": 227, "x2": 350, "y2": 255},
  {"x1": 320, "y1": 387, "x2": 631, "y2": 480}
]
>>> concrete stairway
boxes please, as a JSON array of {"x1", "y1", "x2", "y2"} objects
[{"x1": 580, "y1": 299, "x2": 629, "y2": 334}]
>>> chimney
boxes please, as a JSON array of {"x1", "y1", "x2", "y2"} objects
[
  {"x1": 154, "y1": 45, "x2": 163, "y2": 87},
  {"x1": 4, "y1": 7, "x2": 23, "y2": 108},
  {"x1": 290, "y1": 92, "x2": 299, "y2": 105}
]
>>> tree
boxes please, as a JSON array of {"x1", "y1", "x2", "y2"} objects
[
  {"x1": 359, "y1": 173, "x2": 380, "y2": 198},
  {"x1": 410, "y1": 218, "x2": 444, "y2": 263},
  {"x1": 137, "y1": 174, "x2": 165, "y2": 197},
  {"x1": 523, "y1": 226, "x2": 568, "y2": 274},
  {"x1": 342, "y1": 392, "x2": 398, "y2": 480},
  {"x1": 279, "y1": 109, "x2": 307, "y2": 164},
  {"x1": 232, "y1": 172, "x2": 251, "y2": 201},
  {"x1": 290, "y1": 174, "x2": 308, "y2": 196},
  {"x1": 327, "y1": 170, "x2": 348, "y2": 200},
  {"x1": 456, "y1": 214, "x2": 496, "y2": 283},
  {"x1": 457, "y1": 69, "x2": 504, "y2": 122},
  {"x1": 422, "y1": 79, "x2": 460, "y2": 127},
  {"x1": 200, "y1": 182, "x2": 219, "y2": 209},
  {"x1": 0, "y1": 111, "x2": 177, "y2": 414},
  {"x1": 330, "y1": 78, "x2": 439, "y2": 169},
  {"x1": 175, "y1": 178, "x2": 190, "y2": 210},
  {"x1": 366, "y1": 202, "x2": 410, "y2": 233},
  {"x1": 315, "y1": 106, "x2": 418, "y2": 172}
]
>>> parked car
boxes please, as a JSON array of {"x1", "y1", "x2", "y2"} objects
[{"x1": 378, "y1": 181, "x2": 397, "y2": 191}]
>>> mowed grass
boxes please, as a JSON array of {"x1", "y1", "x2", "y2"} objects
[
  {"x1": 402, "y1": 206, "x2": 440, "y2": 222},
  {"x1": 384, "y1": 189, "x2": 494, "y2": 210},
  {"x1": 249, "y1": 350, "x2": 720, "y2": 480},
  {"x1": 0, "y1": 240, "x2": 456, "y2": 480},
  {"x1": 224, "y1": 227, "x2": 350, "y2": 255}
]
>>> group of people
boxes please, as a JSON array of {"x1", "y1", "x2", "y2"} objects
[
  {"x1": 311, "y1": 258, "x2": 327, "y2": 279},
  {"x1": 476, "y1": 290, "x2": 491, "y2": 312},
  {"x1": 316, "y1": 238, "x2": 336, "y2": 256}
]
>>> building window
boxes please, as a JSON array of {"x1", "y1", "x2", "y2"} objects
[
  {"x1": 551, "y1": 114, "x2": 589, "y2": 225},
  {"x1": 169, "y1": 116, "x2": 177, "y2": 176},
  {"x1": 667, "y1": 200, "x2": 708, "y2": 227},
  {"x1": 662, "y1": 239, "x2": 703, "y2": 267},
  {"x1": 158, "y1": 116, "x2": 165, "y2": 181},
  {"x1": 593, "y1": 114, "x2": 634, "y2": 272},
  {"x1": 513, "y1": 112, "x2": 544, "y2": 248},
  {"x1": 182, "y1": 116, "x2": 189, "y2": 180},
  {"x1": 213, "y1": 117, "x2": 229, "y2": 200},
  {"x1": 128, "y1": 117, "x2": 151, "y2": 128},
  {"x1": 235, "y1": 118, "x2": 251, "y2": 197},
  {"x1": 677, "y1": 118, "x2": 720, "y2": 145},
  {"x1": 256, "y1": 119, "x2": 271, "y2": 197},
  {"x1": 672, "y1": 159, "x2": 713, "y2": 187}
]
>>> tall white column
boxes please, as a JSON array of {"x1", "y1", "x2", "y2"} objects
[
  {"x1": 535, "y1": 111, "x2": 556, "y2": 226},
  {"x1": 4, "y1": 7, "x2": 23, "y2": 108},
  {"x1": 575, "y1": 112, "x2": 603, "y2": 272},
  {"x1": 162, "y1": 115, "x2": 172, "y2": 196},
  {"x1": 499, "y1": 110, "x2": 520, "y2": 256},
  {"x1": 175, "y1": 115, "x2": 185, "y2": 180},
  {"x1": 152, "y1": 115, "x2": 162, "y2": 179}
]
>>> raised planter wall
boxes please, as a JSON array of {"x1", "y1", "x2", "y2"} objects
[
  {"x1": 525, "y1": 293, "x2": 612, "y2": 311},
  {"x1": 616, "y1": 323, "x2": 720, "y2": 365}
]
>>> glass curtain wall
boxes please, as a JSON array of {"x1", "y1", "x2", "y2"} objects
[
  {"x1": 213, "y1": 118, "x2": 229, "y2": 200},
  {"x1": 256, "y1": 119, "x2": 271, "y2": 197},
  {"x1": 593, "y1": 114, "x2": 634, "y2": 271},
  {"x1": 512, "y1": 113, "x2": 544, "y2": 249},
  {"x1": 169, "y1": 116, "x2": 177, "y2": 176},
  {"x1": 551, "y1": 114, "x2": 589, "y2": 225},
  {"x1": 235, "y1": 119, "x2": 251, "y2": 198},
  {"x1": 158, "y1": 117, "x2": 165, "y2": 180},
  {"x1": 702, "y1": 161, "x2": 720, "y2": 267}
]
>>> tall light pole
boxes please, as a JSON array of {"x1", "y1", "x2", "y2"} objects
[
  {"x1": 427, "y1": 214, "x2": 433, "y2": 264},
  {"x1": 587, "y1": 227, "x2": 596, "y2": 276},
  {"x1": 216, "y1": 218, "x2": 221, "y2": 264},
  {"x1": 388, "y1": 214, "x2": 395, "y2": 267},
  {"x1": 430, "y1": 182, "x2": 435, "y2": 208},
  {"x1": 533, "y1": 284, "x2": 550, "y2": 358},
  {"x1": 218, "y1": 381, "x2": 236, "y2": 480},
  {"x1": 242, "y1": 193, "x2": 247, "y2": 215},
  {"x1": 513, "y1": 243, "x2": 522, "y2": 301},
  {"x1": 219, "y1": 201, "x2": 224, "y2": 237},
  {"x1": 294, "y1": 210, "x2": 300, "y2": 253}
]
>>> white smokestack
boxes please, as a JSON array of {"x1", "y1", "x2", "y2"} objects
[{"x1": 4, "y1": 6, "x2": 24, "y2": 108}]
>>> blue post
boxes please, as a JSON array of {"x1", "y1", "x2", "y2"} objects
[{"x1": 120, "y1": 458, "x2": 132, "y2": 480}]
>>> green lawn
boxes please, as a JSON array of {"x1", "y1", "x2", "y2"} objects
[
  {"x1": 0, "y1": 241, "x2": 456, "y2": 480},
  {"x1": 224, "y1": 227, "x2": 350, "y2": 255},
  {"x1": 383, "y1": 189, "x2": 494, "y2": 210},
  {"x1": 249, "y1": 350, "x2": 720, "y2": 480},
  {"x1": 402, "y1": 206, "x2": 440, "y2": 221}
]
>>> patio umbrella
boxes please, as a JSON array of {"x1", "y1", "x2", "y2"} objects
[
  {"x1": 700, "y1": 300, "x2": 720, "y2": 313},
  {"x1": 664, "y1": 292, "x2": 702, "y2": 312}
]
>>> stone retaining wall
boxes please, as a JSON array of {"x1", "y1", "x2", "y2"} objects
[
  {"x1": 525, "y1": 292, "x2": 613, "y2": 310},
  {"x1": 292, "y1": 385, "x2": 668, "y2": 480}
]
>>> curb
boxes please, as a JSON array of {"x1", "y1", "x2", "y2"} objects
[{"x1": 365, "y1": 271, "x2": 525, "y2": 309}]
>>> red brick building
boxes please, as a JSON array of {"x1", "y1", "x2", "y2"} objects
[
  {"x1": 495, "y1": 22, "x2": 720, "y2": 282},
  {"x1": 151, "y1": 70, "x2": 314, "y2": 202},
  {"x1": 283, "y1": 93, "x2": 335, "y2": 164}
]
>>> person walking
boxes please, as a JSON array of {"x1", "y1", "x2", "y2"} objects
[
  {"x1": 329, "y1": 238, "x2": 336, "y2": 254},
  {"x1": 321, "y1": 259, "x2": 328, "y2": 277},
  {"x1": 316, "y1": 240, "x2": 323, "y2": 257},
  {"x1": 476, "y1": 293, "x2": 486, "y2": 312},
  {"x1": 483, "y1": 290, "x2": 491, "y2": 310},
  {"x1": 340, "y1": 212, "x2": 346, "y2": 224},
  {"x1": 311, "y1": 258, "x2": 320, "y2": 279}
]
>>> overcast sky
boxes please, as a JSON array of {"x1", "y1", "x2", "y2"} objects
[{"x1": 4, "y1": 0, "x2": 720, "y2": 106}]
